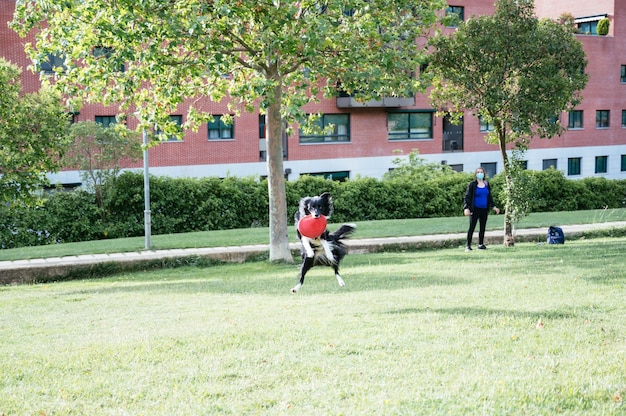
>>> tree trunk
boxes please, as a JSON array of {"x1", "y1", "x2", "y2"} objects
[
  {"x1": 498, "y1": 130, "x2": 515, "y2": 247},
  {"x1": 266, "y1": 74, "x2": 293, "y2": 263}
]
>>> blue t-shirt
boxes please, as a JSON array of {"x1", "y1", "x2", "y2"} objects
[{"x1": 474, "y1": 184, "x2": 489, "y2": 209}]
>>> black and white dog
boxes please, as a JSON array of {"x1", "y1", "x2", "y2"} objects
[{"x1": 292, "y1": 192, "x2": 356, "y2": 293}]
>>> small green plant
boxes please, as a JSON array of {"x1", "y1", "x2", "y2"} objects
[{"x1": 597, "y1": 18, "x2": 610, "y2": 35}]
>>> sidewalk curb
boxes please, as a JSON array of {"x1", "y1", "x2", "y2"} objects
[{"x1": 1, "y1": 222, "x2": 625, "y2": 285}]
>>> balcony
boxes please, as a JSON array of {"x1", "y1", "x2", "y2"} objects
[{"x1": 336, "y1": 96, "x2": 415, "y2": 108}]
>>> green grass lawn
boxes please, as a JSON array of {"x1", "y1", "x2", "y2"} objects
[
  {"x1": 1, "y1": 237, "x2": 624, "y2": 415},
  {"x1": 1, "y1": 208, "x2": 625, "y2": 261}
]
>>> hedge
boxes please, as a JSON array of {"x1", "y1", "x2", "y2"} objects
[{"x1": 1, "y1": 169, "x2": 624, "y2": 248}]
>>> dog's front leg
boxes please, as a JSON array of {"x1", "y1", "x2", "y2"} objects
[
  {"x1": 321, "y1": 240, "x2": 334, "y2": 262},
  {"x1": 301, "y1": 237, "x2": 315, "y2": 258}
]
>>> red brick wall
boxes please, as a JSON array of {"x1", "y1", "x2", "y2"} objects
[{"x1": 3, "y1": 0, "x2": 625, "y2": 179}]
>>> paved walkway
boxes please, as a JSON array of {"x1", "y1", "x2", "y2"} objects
[{"x1": 1, "y1": 221, "x2": 625, "y2": 285}]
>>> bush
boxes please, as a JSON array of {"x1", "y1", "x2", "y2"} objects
[
  {"x1": 525, "y1": 168, "x2": 581, "y2": 211},
  {"x1": 597, "y1": 18, "x2": 610, "y2": 36},
  {"x1": 2, "y1": 168, "x2": 625, "y2": 248},
  {"x1": 0, "y1": 190, "x2": 103, "y2": 248},
  {"x1": 0, "y1": 202, "x2": 53, "y2": 249},
  {"x1": 106, "y1": 172, "x2": 269, "y2": 236},
  {"x1": 580, "y1": 176, "x2": 626, "y2": 209},
  {"x1": 42, "y1": 189, "x2": 105, "y2": 242}
]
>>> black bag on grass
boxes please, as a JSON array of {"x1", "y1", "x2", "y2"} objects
[{"x1": 547, "y1": 226, "x2": 565, "y2": 244}]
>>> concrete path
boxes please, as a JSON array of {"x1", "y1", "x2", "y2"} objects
[{"x1": 1, "y1": 221, "x2": 625, "y2": 285}]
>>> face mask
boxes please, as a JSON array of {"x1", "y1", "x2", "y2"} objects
[{"x1": 476, "y1": 172, "x2": 485, "y2": 180}]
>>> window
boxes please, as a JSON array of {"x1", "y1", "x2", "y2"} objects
[
  {"x1": 596, "y1": 110, "x2": 610, "y2": 128},
  {"x1": 568, "y1": 110, "x2": 583, "y2": 129},
  {"x1": 259, "y1": 114, "x2": 266, "y2": 139},
  {"x1": 622, "y1": 110, "x2": 626, "y2": 127},
  {"x1": 40, "y1": 52, "x2": 66, "y2": 74},
  {"x1": 480, "y1": 162, "x2": 497, "y2": 178},
  {"x1": 208, "y1": 115, "x2": 234, "y2": 140},
  {"x1": 299, "y1": 114, "x2": 350, "y2": 143},
  {"x1": 445, "y1": 6, "x2": 464, "y2": 27},
  {"x1": 621, "y1": 155, "x2": 626, "y2": 172},
  {"x1": 577, "y1": 21, "x2": 598, "y2": 35},
  {"x1": 93, "y1": 46, "x2": 124, "y2": 72},
  {"x1": 575, "y1": 14, "x2": 607, "y2": 35},
  {"x1": 259, "y1": 115, "x2": 267, "y2": 160},
  {"x1": 621, "y1": 65, "x2": 626, "y2": 83},
  {"x1": 543, "y1": 159, "x2": 557, "y2": 170},
  {"x1": 479, "y1": 117, "x2": 495, "y2": 132},
  {"x1": 303, "y1": 171, "x2": 350, "y2": 182},
  {"x1": 568, "y1": 158, "x2": 581, "y2": 176},
  {"x1": 95, "y1": 116, "x2": 117, "y2": 128},
  {"x1": 595, "y1": 156, "x2": 608, "y2": 173},
  {"x1": 387, "y1": 112, "x2": 433, "y2": 140},
  {"x1": 156, "y1": 115, "x2": 183, "y2": 141},
  {"x1": 69, "y1": 112, "x2": 79, "y2": 124}
]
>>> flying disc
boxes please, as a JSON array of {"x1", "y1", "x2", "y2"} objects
[{"x1": 297, "y1": 215, "x2": 327, "y2": 238}]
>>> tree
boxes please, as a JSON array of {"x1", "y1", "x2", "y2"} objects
[
  {"x1": 11, "y1": 0, "x2": 445, "y2": 262},
  {"x1": 384, "y1": 149, "x2": 456, "y2": 180},
  {"x1": 63, "y1": 120, "x2": 142, "y2": 216},
  {"x1": 0, "y1": 58, "x2": 71, "y2": 205},
  {"x1": 427, "y1": 0, "x2": 588, "y2": 246}
]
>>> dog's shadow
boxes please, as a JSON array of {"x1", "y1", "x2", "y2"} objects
[{"x1": 58, "y1": 258, "x2": 463, "y2": 297}]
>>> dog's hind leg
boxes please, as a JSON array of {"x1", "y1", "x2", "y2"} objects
[
  {"x1": 292, "y1": 256, "x2": 315, "y2": 293},
  {"x1": 334, "y1": 264, "x2": 345, "y2": 287}
]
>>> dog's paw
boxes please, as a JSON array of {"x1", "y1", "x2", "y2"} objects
[
  {"x1": 336, "y1": 275, "x2": 345, "y2": 287},
  {"x1": 291, "y1": 283, "x2": 301, "y2": 293}
]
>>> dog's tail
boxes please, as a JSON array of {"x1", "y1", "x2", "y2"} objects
[{"x1": 329, "y1": 223, "x2": 356, "y2": 241}]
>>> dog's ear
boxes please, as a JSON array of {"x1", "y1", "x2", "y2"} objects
[
  {"x1": 319, "y1": 192, "x2": 333, "y2": 217},
  {"x1": 299, "y1": 197, "x2": 312, "y2": 215}
]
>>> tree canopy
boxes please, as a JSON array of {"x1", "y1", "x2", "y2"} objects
[
  {"x1": 0, "y1": 58, "x2": 71, "y2": 205},
  {"x1": 12, "y1": 0, "x2": 446, "y2": 260},
  {"x1": 427, "y1": 0, "x2": 588, "y2": 245}
]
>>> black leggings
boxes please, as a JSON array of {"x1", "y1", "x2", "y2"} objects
[{"x1": 466, "y1": 207, "x2": 488, "y2": 247}]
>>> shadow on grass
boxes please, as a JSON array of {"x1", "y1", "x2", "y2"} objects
[{"x1": 63, "y1": 268, "x2": 467, "y2": 297}]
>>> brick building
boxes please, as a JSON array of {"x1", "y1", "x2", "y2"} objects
[{"x1": 1, "y1": 0, "x2": 625, "y2": 184}]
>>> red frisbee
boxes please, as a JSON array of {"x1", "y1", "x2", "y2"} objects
[{"x1": 297, "y1": 215, "x2": 327, "y2": 238}]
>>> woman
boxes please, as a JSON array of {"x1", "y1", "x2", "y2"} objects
[{"x1": 463, "y1": 167, "x2": 500, "y2": 251}]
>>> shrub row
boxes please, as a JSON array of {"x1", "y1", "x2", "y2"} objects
[{"x1": 1, "y1": 169, "x2": 624, "y2": 248}]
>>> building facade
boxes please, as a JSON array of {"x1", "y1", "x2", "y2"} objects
[{"x1": 1, "y1": 0, "x2": 625, "y2": 184}]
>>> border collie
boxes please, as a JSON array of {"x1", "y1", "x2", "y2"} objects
[{"x1": 292, "y1": 192, "x2": 356, "y2": 293}]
